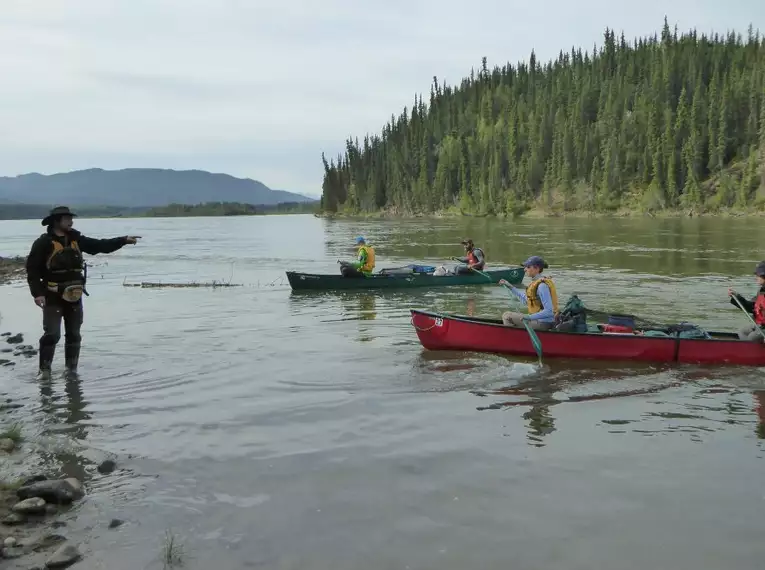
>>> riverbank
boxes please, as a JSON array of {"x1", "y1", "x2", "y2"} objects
[
  {"x1": 0, "y1": 323, "x2": 126, "y2": 568},
  {"x1": 315, "y1": 206, "x2": 765, "y2": 220},
  {"x1": 0, "y1": 257, "x2": 25, "y2": 286},
  {"x1": 0, "y1": 381, "x2": 122, "y2": 569}
]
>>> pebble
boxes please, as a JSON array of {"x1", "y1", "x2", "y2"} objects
[
  {"x1": 4, "y1": 537, "x2": 16, "y2": 548},
  {"x1": 45, "y1": 543, "x2": 82, "y2": 568},
  {"x1": 5, "y1": 334, "x2": 23, "y2": 344},
  {"x1": 17, "y1": 478, "x2": 84, "y2": 504},
  {"x1": 1, "y1": 512, "x2": 25, "y2": 525},
  {"x1": 108, "y1": 518, "x2": 124, "y2": 529},
  {"x1": 2, "y1": 546, "x2": 24, "y2": 559},
  {"x1": 97, "y1": 459, "x2": 116, "y2": 474},
  {"x1": 21, "y1": 474, "x2": 48, "y2": 487},
  {"x1": 0, "y1": 438, "x2": 15, "y2": 452},
  {"x1": 12, "y1": 497, "x2": 47, "y2": 514}
]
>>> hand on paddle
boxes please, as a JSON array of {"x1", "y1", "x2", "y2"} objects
[
  {"x1": 728, "y1": 287, "x2": 737, "y2": 298},
  {"x1": 126, "y1": 236, "x2": 141, "y2": 244},
  {"x1": 498, "y1": 279, "x2": 511, "y2": 288},
  {"x1": 34, "y1": 296, "x2": 45, "y2": 308}
]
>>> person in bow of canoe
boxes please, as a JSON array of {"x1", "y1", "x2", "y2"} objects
[
  {"x1": 728, "y1": 261, "x2": 765, "y2": 342},
  {"x1": 339, "y1": 236, "x2": 376, "y2": 278},
  {"x1": 25, "y1": 206, "x2": 141, "y2": 378},
  {"x1": 453, "y1": 239, "x2": 485, "y2": 274},
  {"x1": 498, "y1": 255, "x2": 558, "y2": 330}
]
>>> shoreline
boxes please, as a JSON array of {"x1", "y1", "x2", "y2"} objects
[
  {"x1": 1, "y1": 325, "x2": 122, "y2": 568},
  {"x1": 0, "y1": 385, "x2": 121, "y2": 568},
  {"x1": 314, "y1": 207, "x2": 765, "y2": 220},
  {"x1": 0, "y1": 257, "x2": 25, "y2": 287}
]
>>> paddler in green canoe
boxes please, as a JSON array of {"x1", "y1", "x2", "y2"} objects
[
  {"x1": 339, "y1": 236, "x2": 376, "y2": 278},
  {"x1": 452, "y1": 239, "x2": 485, "y2": 275}
]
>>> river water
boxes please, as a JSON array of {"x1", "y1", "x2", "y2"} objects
[{"x1": 1, "y1": 214, "x2": 764, "y2": 570}]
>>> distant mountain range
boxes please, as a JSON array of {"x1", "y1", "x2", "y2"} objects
[{"x1": 0, "y1": 168, "x2": 314, "y2": 208}]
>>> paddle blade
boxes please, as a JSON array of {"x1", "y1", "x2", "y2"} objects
[{"x1": 523, "y1": 320, "x2": 543, "y2": 361}]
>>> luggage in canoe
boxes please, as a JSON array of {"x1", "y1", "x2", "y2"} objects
[
  {"x1": 409, "y1": 309, "x2": 765, "y2": 366},
  {"x1": 286, "y1": 267, "x2": 524, "y2": 291}
]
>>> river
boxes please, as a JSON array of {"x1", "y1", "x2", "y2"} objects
[{"x1": 1, "y1": 214, "x2": 764, "y2": 570}]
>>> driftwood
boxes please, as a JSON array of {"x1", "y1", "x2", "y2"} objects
[{"x1": 122, "y1": 277, "x2": 241, "y2": 289}]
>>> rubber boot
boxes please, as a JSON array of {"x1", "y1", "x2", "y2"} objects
[
  {"x1": 64, "y1": 343, "x2": 80, "y2": 379},
  {"x1": 38, "y1": 344, "x2": 55, "y2": 379}
]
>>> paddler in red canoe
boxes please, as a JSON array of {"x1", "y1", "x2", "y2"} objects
[
  {"x1": 498, "y1": 255, "x2": 559, "y2": 331},
  {"x1": 728, "y1": 261, "x2": 765, "y2": 342}
]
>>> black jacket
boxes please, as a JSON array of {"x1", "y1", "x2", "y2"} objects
[
  {"x1": 26, "y1": 228, "x2": 129, "y2": 298},
  {"x1": 731, "y1": 286, "x2": 765, "y2": 315}
]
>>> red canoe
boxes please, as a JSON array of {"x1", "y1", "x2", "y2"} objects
[{"x1": 410, "y1": 309, "x2": 765, "y2": 366}]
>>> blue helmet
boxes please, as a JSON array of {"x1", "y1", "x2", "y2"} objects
[{"x1": 355, "y1": 236, "x2": 366, "y2": 245}]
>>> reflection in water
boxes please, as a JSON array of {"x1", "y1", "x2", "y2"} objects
[
  {"x1": 37, "y1": 377, "x2": 92, "y2": 481},
  {"x1": 755, "y1": 391, "x2": 765, "y2": 439}
]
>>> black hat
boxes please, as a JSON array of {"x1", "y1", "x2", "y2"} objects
[
  {"x1": 461, "y1": 239, "x2": 474, "y2": 247},
  {"x1": 42, "y1": 206, "x2": 77, "y2": 226},
  {"x1": 755, "y1": 261, "x2": 765, "y2": 277}
]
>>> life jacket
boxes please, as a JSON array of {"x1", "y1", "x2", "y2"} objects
[
  {"x1": 526, "y1": 277, "x2": 559, "y2": 315},
  {"x1": 359, "y1": 245, "x2": 375, "y2": 273},
  {"x1": 467, "y1": 247, "x2": 485, "y2": 268},
  {"x1": 754, "y1": 292, "x2": 765, "y2": 325},
  {"x1": 45, "y1": 237, "x2": 87, "y2": 302}
]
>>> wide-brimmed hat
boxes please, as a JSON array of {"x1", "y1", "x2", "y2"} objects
[{"x1": 42, "y1": 206, "x2": 77, "y2": 226}]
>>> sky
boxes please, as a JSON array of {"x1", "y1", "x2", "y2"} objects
[{"x1": 1, "y1": 1, "x2": 762, "y2": 198}]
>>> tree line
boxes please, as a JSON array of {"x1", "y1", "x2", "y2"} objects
[{"x1": 320, "y1": 19, "x2": 765, "y2": 215}]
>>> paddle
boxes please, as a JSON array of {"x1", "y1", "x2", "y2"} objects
[
  {"x1": 449, "y1": 257, "x2": 495, "y2": 283},
  {"x1": 730, "y1": 292, "x2": 765, "y2": 341},
  {"x1": 499, "y1": 281, "x2": 543, "y2": 364}
]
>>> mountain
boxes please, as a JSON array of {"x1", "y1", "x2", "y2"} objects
[{"x1": 0, "y1": 168, "x2": 314, "y2": 207}]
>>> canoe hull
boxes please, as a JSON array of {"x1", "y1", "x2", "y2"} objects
[
  {"x1": 410, "y1": 309, "x2": 765, "y2": 366},
  {"x1": 286, "y1": 267, "x2": 524, "y2": 291}
]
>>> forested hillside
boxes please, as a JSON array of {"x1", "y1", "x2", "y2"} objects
[{"x1": 320, "y1": 20, "x2": 765, "y2": 215}]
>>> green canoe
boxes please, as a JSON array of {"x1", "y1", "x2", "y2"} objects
[{"x1": 286, "y1": 267, "x2": 525, "y2": 291}]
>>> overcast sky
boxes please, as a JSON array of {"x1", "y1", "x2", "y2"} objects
[{"x1": 1, "y1": 1, "x2": 762, "y2": 197}]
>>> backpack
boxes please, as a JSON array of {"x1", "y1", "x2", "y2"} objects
[{"x1": 555, "y1": 294, "x2": 588, "y2": 333}]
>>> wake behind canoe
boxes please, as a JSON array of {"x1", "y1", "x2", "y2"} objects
[{"x1": 286, "y1": 267, "x2": 524, "y2": 291}]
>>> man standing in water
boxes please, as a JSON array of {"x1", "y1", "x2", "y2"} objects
[{"x1": 25, "y1": 206, "x2": 141, "y2": 378}]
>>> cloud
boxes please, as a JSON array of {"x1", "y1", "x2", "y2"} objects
[{"x1": 0, "y1": 0, "x2": 762, "y2": 194}]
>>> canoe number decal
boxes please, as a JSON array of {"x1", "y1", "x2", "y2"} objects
[{"x1": 434, "y1": 317, "x2": 443, "y2": 327}]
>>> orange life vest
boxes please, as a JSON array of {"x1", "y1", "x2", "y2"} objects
[
  {"x1": 754, "y1": 293, "x2": 765, "y2": 325},
  {"x1": 466, "y1": 247, "x2": 485, "y2": 268}
]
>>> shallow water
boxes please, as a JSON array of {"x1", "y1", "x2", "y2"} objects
[{"x1": 1, "y1": 214, "x2": 764, "y2": 570}]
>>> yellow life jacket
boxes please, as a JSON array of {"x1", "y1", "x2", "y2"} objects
[
  {"x1": 46, "y1": 239, "x2": 82, "y2": 274},
  {"x1": 359, "y1": 245, "x2": 375, "y2": 273},
  {"x1": 45, "y1": 239, "x2": 86, "y2": 302},
  {"x1": 526, "y1": 277, "x2": 558, "y2": 315}
]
